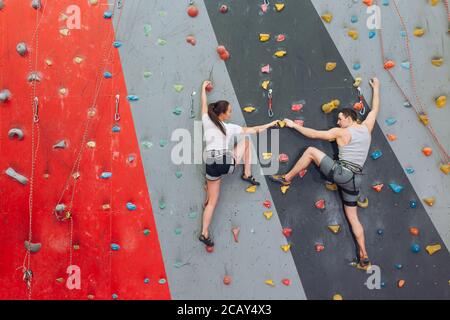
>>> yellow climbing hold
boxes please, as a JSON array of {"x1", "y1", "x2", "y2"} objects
[
  {"x1": 263, "y1": 211, "x2": 273, "y2": 220},
  {"x1": 243, "y1": 106, "x2": 256, "y2": 113},
  {"x1": 431, "y1": 58, "x2": 444, "y2": 66},
  {"x1": 262, "y1": 152, "x2": 272, "y2": 160},
  {"x1": 275, "y1": 3, "x2": 285, "y2": 12},
  {"x1": 423, "y1": 197, "x2": 436, "y2": 207},
  {"x1": 261, "y1": 80, "x2": 270, "y2": 90},
  {"x1": 418, "y1": 113, "x2": 429, "y2": 126},
  {"x1": 325, "y1": 62, "x2": 337, "y2": 72},
  {"x1": 74, "y1": 56, "x2": 84, "y2": 64},
  {"x1": 281, "y1": 244, "x2": 291, "y2": 252},
  {"x1": 357, "y1": 197, "x2": 369, "y2": 209},
  {"x1": 332, "y1": 294, "x2": 343, "y2": 300},
  {"x1": 322, "y1": 99, "x2": 340, "y2": 114},
  {"x1": 325, "y1": 182, "x2": 338, "y2": 191},
  {"x1": 328, "y1": 225, "x2": 341, "y2": 234},
  {"x1": 436, "y1": 95, "x2": 447, "y2": 108},
  {"x1": 277, "y1": 120, "x2": 286, "y2": 128},
  {"x1": 348, "y1": 29, "x2": 359, "y2": 40},
  {"x1": 440, "y1": 163, "x2": 450, "y2": 175},
  {"x1": 429, "y1": 0, "x2": 440, "y2": 6},
  {"x1": 259, "y1": 34, "x2": 271, "y2": 42},
  {"x1": 265, "y1": 279, "x2": 275, "y2": 287},
  {"x1": 246, "y1": 185, "x2": 257, "y2": 193},
  {"x1": 321, "y1": 13, "x2": 333, "y2": 23},
  {"x1": 413, "y1": 28, "x2": 425, "y2": 37},
  {"x1": 425, "y1": 244, "x2": 441, "y2": 255},
  {"x1": 281, "y1": 185, "x2": 290, "y2": 194},
  {"x1": 353, "y1": 77, "x2": 362, "y2": 87},
  {"x1": 45, "y1": 59, "x2": 53, "y2": 66},
  {"x1": 274, "y1": 50, "x2": 287, "y2": 58}
]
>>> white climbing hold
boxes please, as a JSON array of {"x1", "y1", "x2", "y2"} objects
[
  {"x1": 8, "y1": 128, "x2": 24, "y2": 140},
  {"x1": 5, "y1": 167, "x2": 28, "y2": 185},
  {"x1": 0, "y1": 89, "x2": 11, "y2": 102},
  {"x1": 16, "y1": 42, "x2": 28, "y2": 56},
  {"x1": 24, "y1": 241, "x2": 41, "y2": 253},
  {"x1": 27, "y1": 71, "x2": 42, "y2": 82},
  {"x1": 53, "y1": 140, "x2": 67, "y2": 149}
]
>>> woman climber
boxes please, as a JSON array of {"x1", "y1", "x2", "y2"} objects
[{"x1": 199, "y1": 80, "x2": 278, "y2": 247}]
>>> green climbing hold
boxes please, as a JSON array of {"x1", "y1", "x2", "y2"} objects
[
  {"x1": 188, "y1": 212, "x2": 197, "y2": 219},
  {"x1": 158, "y1": 278, "x2": 167, "y2": 285},
  {"x1": 175, "y1": 170, "x2": 183, "y2": 179},
  {"x1": 173, "y1": 107, "x2": 182, "y2": 116},
  {"x1": 174, "y1": 261, "x2": 183, "y2": 268},
  {"x1": 141, "y1": 141, "x2": 153, "y2": 149},
  {"x1": 159, "y1": 200, "x2": 166, "y2": 210},
  {"x1": 157, "y1": 38, "x2": 167, "y2": 46},
  {"x1": 143, "y1": 229, "x2": 150, "y2": 236},
  {"x1": 173, "y1": 84, "x2": 184, "y2": 92},
  {"x1": 159, "y1": 139, "x2": 168, "y2": 147},
  {"x1": 174, "y1": 228, "x2": 182, "y2": 235},
  {"x1": 144, "y1": 24, "x2": 152, "y2": 37},
  {"x1": 159, "y1": 11, "x2": 167, "y2": 17},
  {"x1": 143, "y1": 71, "x2": 152, "y2": 78}
]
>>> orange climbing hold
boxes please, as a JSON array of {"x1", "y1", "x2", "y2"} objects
[
  {"x1": 422, "y1": 147, "x2": 432, "y2": 156},
  {"x1": 205, "y1": 245, "x2": 214, "y2": 253},
  {"x1": 223, "y1": 275, "x2": 232, "y2": 285},
  {"x1": 372, "y1": 184, "x2": 384, "y2": 192},
  {"x1": 384, "y1": 60, "x2": 396, "y2": 70},
  {"x1": 409, "y1": 227, "x2": 420, "y2": 236},
  {"x1": 325, "y1": 62, "x2": 337, "y2": 71},
  {"x1": 387, "y1": 134, "x2": 397, "y2": 141},
  {"x1": 187, "y1": 4, "x2": 199, "y2": 18},
  {"x1": 353, "y1": 102, "x2": 364, "y2": 111},
  {"x1": 397, "y1": 280, "x2": 406, "y2": 288},
  {"x1": 423, "y1": 197, "x2": 436, "y2": 206},
  {"x1": 348, "y1": 29, "x2": 359, "y2": 40},
  {"x1": 363, "y1": 0, "x2": 373, "y2": 6}
]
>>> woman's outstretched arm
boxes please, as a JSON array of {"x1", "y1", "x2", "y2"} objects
[
  {"x1": 243, "y1": 120, "x2": 279, "y2": 134},
  {"x1": 201, "y1": 80, "x2": 211, "y2": 115}
]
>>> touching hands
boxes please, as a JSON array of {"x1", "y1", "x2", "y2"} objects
[{"x1": 283, "y1": 118, "x2": 295, "y2": 128}]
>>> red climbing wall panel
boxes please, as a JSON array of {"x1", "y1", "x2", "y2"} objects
[{"x1": 0, "y1": 0, "x2": 170, "y2": 300}]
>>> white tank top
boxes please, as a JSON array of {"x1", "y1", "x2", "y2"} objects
[
  {"x1": 202, "y1": 114, "x2": 243, "y2": 151},
  {"x1": 338, "y1": 125, "x2": 371, "y2": 167}
]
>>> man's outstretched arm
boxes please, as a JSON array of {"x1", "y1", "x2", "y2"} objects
[
  {"x1": 362, "y1": 78, "x2": 380, "y2": 133},
  {"x1": 283, "y1": 119, "x2": 341, "y2": 141}
]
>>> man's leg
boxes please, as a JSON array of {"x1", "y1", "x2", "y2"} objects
[
  {"x1": 285, "y1": 147, "x2": 327, "y2": 181},
  {"x1": 343, "y1": 204, "x2": 368, "y2": 260}
]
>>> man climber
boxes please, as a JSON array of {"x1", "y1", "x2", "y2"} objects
[{"x1": 270, "y1": 78, "x2": 380, "y2": 268}]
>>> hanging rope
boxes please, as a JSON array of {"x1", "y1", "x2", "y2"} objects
[{"x1": 375, "y1": 0, "x2": 449, "y2": 164}]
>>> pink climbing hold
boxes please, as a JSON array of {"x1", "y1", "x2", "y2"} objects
[
  {"x1": 232, "y1": 227, "x2": 240, "y2": 243},
  {"x1": 315, "y1": 243, "x2": 325, "y2": 252},
  {"x1": 261, "y1": 64, "x2": 271, "y2": 74},
  {"x1": 219, "y1": 5, "x2": 228, "y2": 14},
  {"x1": 223, "y1": 275, "x2": 232, "y2": 285},
  {"x1": 282, "y1": 278, "x2": 291, "y2": 286},
  {"x1": 315, "y1": 199, "x2": 325, "y2": 209},
  {"x1": 279, "y1": 153, "x2": 289, "y2": 163},
  {"x1": 186, "y1": 35, "x2": 196, "y2": 46},
  {"x1": 205, "y1": 245, "x2": 214, "y2": 253},
  {"x1": 276, "y1": 34, "x2": 286, "y2": 42},
  {"x1": 261, "y1": 3, "x2": 268, "y2": 13}
]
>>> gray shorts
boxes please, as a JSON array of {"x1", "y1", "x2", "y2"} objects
[{"x1": 319, "y1": 155, "x2": 362, "y2": 207}]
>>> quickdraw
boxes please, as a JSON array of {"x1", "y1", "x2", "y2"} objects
[
  {"x1": 267, "y1": 89, "x2": 274, "y2": 117},
  {"x1": 353, "y1": 87, "x2": 366, "y2": 116},
  {"x1": 190, "y1": 90, "x2": 196, "y2": 119},
  {"x1": 261, "y1": 0, "x2": 270, "y2": 13},
  {"x1": 33, "y1": 97, "x2": 39, "y2": 123},
  {"x1": 114, "y1": 94, "x2": 120, "y2": 122}
]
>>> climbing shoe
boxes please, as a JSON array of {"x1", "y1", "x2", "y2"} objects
[
  {"x1": 357, "y1": 257, "x2": 372, "y2": 270},
  {"x1": 269, "y1": 174, "x2": 291, "y2": 186},
  {"x1": 241, "y1": 174, "x2": 260, "y2": 186},
  {"x1": 199, "y1": 234, "x2": 214, "y2": 247}
]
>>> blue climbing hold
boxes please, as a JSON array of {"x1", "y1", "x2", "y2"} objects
[
  {"x1": 382, "y1": 0, "x2": 389, "y2": 5},
  {"x1": 389, "y1": 183, "x2": 404, "y2": 193},
  {"x1": 385, "y1": 117, "x2": 397, "y2": 126},
  {"x1": 112, "y1": 293, "x2": 118, "y2": 299},
  {"x1": 411, "y1": 243, "x2": 421, "y2": 253},
  {"x1": 104, "y1": 11, "x2": 113, "y2": 19},
  {"x1": 401, "y1": 61, "x2": 410, "y2": 69},
  {"x1": 395, "y1": 264, "x2": 403, "y2": 270},
  {"x1": 400, "y1": 30, "x2": 407, "y2": 37},
  {"x1": 100, "y1": 172, "x2": 112, "y2": 179},
  {"x1": 126, "y1": 202, "x2": 137, "y2": 211},
  {"x1": 381, "y1": 281, "x2": 386, "y2": 288},
  {"x1": 111, "y1": 243, "x2": 120, "y2": 251},
  {"x1": 144, "y1": 278, "x2": 150, "y2": 284},
  {"x1": 369, "y1": 30, "x2": 376, "y2": 39},
  {"x1": 113, "y1": 41, "x2": 122, "y2": 48},
  {"x1": 405, "y1": 167, "x2": 415, "y2": 174},
  {"x1": 351, "y1": 15, "x2": 358, "y2": 23},
  {"x1": 377, "y1": 229, "x2": 384, "y2": 235},
  {"x1": 353, "y1": 63, "x2": 361, "y2": 71},
  {"x1": 104, "y1": 71, "x2": 112, "y2": 79},
  {"x1": 409, "y1": 200, "x2": 417, "y2": 208},
  {"x1": 112, "y1": 125, "x2": 121, "y2": 133},
  {"x1": 158, "y1": 278, "x2": 167, "y2": 285},
  {"x1": 127, "y1": 95, "x2": 139, "y2": 101},
  {"x1": 371, "y1": 150, "x2": 382, "y2": 160}
]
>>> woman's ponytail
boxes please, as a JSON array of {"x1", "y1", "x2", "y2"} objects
[{"x1": 207, "y1": 100, "x2": 229, "y2": 136}]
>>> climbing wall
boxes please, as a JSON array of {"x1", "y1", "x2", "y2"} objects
[
  {"x1": 0, "y1": 0, "x2": 169, "y2": 299},
  {"x1": 1, "y1": 0, "x2": 449, "y2": 300}
]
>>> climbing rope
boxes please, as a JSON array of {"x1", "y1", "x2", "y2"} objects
[{"x1": 375, "y1": 0, "x2": 449, "y2": 164}]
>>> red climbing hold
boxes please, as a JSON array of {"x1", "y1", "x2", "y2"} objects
[
  {"x1": 219, "y1": 5, "x2": 228, "y2": 14},
  {"x1": 206, "y1": 245, "x2": 214, "y2": 253},
  {"x1": 205, "y1": 82, "x2": 213, "y2": 92},
  {"x1": 187, "y1": 4, "x2": 199, "y2": 18},
  {"x1": 263, "y1": 200, "x2": 272, "y2": 209},
  {"x1": 363, "y1": 0, "x2": 373, "y2": 6},
  {"x1": 282, "y1": 227, "x2": 292, "y2": 238},
  {"x1": 282, "y1": 278, "x2": 291, "y2": 286},
  {"x1": 299, "y1": 169, "x2": 307, "y2": 178},
  {"x1": 219, "y1": 51, "x2": 230, "y2": 61},
  {"x1": 291, "y1": 103, "x2": 303, "y2": 112},
  {"x1": 372, "y1": 183, "x2": 384, "y2": 192},
  {"x1": 186, "y1": 35, "x2": 197, "y2": 46},
  {"x1": 384, "y1": 60, "x2": 395, "y2": 70},
  {"x1": 315, "y1": 199, "x2": 325, "y2": 209},
  {"x1": 232, "y1": 227, "x2": 240, "y2": 243},
  {"x1": 279, "y1": 153, "x2": 289, "y2": 163},
  {"x1": 217, "y1": 45, "x2": 227, "y2": 54},
  {"x1": 223, "y1": 275, "x2": 232, "y2": 285},
  {"x1": 315, "y1": 244, "x2": 325, "y2": 252}
]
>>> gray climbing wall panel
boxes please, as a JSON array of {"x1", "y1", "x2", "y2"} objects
[{"x1": 113, "y1": 0, "x2": 306, "y2": 299}]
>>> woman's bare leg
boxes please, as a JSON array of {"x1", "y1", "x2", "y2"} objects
[
  {"x1": 233, "y1": 138, "x2": 252, "y2": 177},
  {"x1": 201, "y1": 179, "x2": 221, "y2": 239}
]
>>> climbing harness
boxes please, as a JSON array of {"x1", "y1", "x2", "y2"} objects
[
  {"x1": 329, "y1": 160, "x2": 363, "y2": 197},
  {"x1": 114, "y1": 94, "x2": 120, "y2": 121},
  {"x1": 267, "y1": 89, "x2": 274, "y2": 117},
  {"x1": 375, "y1": 0, "x2": 449, "y2": 164}
]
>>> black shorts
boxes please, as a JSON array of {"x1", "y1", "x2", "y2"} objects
[{"x1": 205, "y1": 151, "x2": 236, "y2": 181}]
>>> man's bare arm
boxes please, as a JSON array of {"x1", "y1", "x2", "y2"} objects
[{"x1": 362, "y1": 78, "x2": 380, "y2": 133}]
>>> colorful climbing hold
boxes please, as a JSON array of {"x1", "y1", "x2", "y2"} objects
[
  {"x1": 397, "y1": 280, "x2": 406, "y2": 288},
  {"x1": 187, "y1": 4, "x2": 199, "y2": 17},
  {"x1": 265, "y1": 279, "x2": 275, "y2": 287},
  {"x1": 423, "y1": 197, "x2": 435, "y2": 207},
  {"x1": 431, "y1": 57, "x2": 444, "y2": 67},
  {"x1": 261, "y1": 80, "x2": 270, "y2": 90},
  {"x1": 328, "y1": 225, "x2": 341, "y2": 234},
  {"x1": 322, "y1": 99, "x2": 340, "y2": 114},
  {"x1": 387, "y1": 134, "x2": 397, "y2": 141},
  {"x1": 435, "y1": 95, "x2": 447, "y2": 108},
  {"x1": 246, "y1": 185, "x2": 257, "y2": 193},
  {"x1": 243, "y1": 106, "x2": 256, "y2": 113},
  {"x1": 282, "y1": 227, "x2": 292, "y2": 237},
  {"x1": 371, "y1": 150, "x2": 382, "y2": 160},
  {"x1": 111, "y1": 243, "x2": 120, "y2": 251},
  {"x1": 279, "y1": 153, "x2": 289, "y2": 163},
  {"x1": 281, "y1": 244, "x2": 291, "y2": 252},
  {"x1": 325, "y1": 62, "x2": 337, "y2": 72},
  {"x1": 369, "y1": 30, "x2": 376, "y2": 39},
  {"x1": 385, "y1": 117, "x2": 397, "y2": 126},
  {"x1": 413, "y1": 28, "x2": 425, "y2": 37},
  {"x1": 440, "y1": 163, "x2": 450, "y2": 175},
  {"x1": 425, "y1": 244, "x2": 441, "y2": 255},
  {"x1": 389, "y1": 183, "x2": 404, "y2": 193},
  {"x1": 24, "y1": 241, "x2": 41, "y2": 253},
  {"x1": 384, "y1": 60, "x2": 395, "y2": 70},
  {"x1": 411, "y1": 243, "x2": 421, "y2": 253},
  {"x1": 280, "y1": 185, "x2": 290, "y2": 194},
  {"x1": 321, "y1": 13, "x2": 333, "y2": 23},
  {"x1": 261, "y1": 64, "x2": 271, "y2": 74},
  {"x1": 143, "y1": 229, "x2": 150, "y2": 236},
  {"x1": 232, "y1": 227, "x2": 240, "y2": 243},
  {"x1": 127, "y1": 95, "x2": 139, "y2": 101},
  {"x1": 126, "y1": 202, "x2": 137, "y2": 211},
  {"x1": 281, "y1": 279, "x2": 291, "y2": 286},
  {"x1": 348, "y1": 29, "x2": 359, "y2": 40},
  {"x1": 409, "y1": 227, "x2": 419, "y2": 236},
  {"x1": 276, "y1": 34, "x2": 286, "y2": 42},
  {"x1": 395, "y1": 264, "x2": 403, "y2": 270},
  {"x1": 113, "y1": 41, "x2": 122, "y2": 48},
  {"x1": 315, "y1": 244, "x2": 325, "y2": 252},
  {"x1": 353, "y1": 63, "x2": 361, "y2": 70},
  {"x1": 291, "y1": 103, "x2": 303, "y2": 112},
  {"x1": 100, "y1": 172, "x2": 112, "y2": 179},
  {"x1": 223, "y1": 275, "x2": 232, "y2": 285},
  {"x1": 274, "y1": 50, "x2": 287, "y2": 58},
  {"x1": 372, "y1": 183, "x2": 384, "y2": 192},
  {"x1": 275, "y1": 3, "x2": 285, "y2": 11},
  {"x1": 103, "y1": 11, "x2": 113, "y2": 19},
  {"x1": 186, "y1": 35, "x2": 196, "y2": 46},
  {"x1": 405, "y1": 167, "x2": 415, "y2": 174},
  {"x1": 315, "y1": 199, "x2": 325, "y2": 209},
  {"x1": 259, "y1": 33, "x2": 271, "y2": 42},
  {"x1": 422, "y1": 147, "x2": 432, "y2": 156}
]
